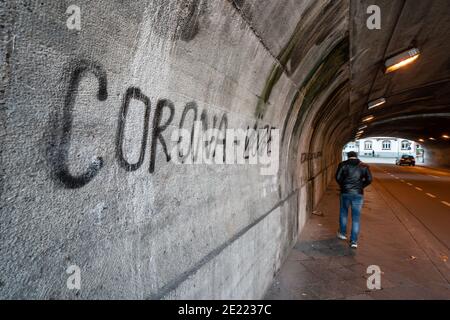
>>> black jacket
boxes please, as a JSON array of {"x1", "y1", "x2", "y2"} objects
[{"x1": 335, "y1": 159, "x2": 372, "y2": 195}]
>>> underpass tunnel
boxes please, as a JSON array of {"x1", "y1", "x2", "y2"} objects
[{"x1": 1, "y1": 0, "x2": 449, "y2": 299}]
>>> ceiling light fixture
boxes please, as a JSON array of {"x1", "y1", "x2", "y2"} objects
[
  {"x1": 442, "y1": 134, "x2": 450, "y2": 139},
  {"x1": 429, "y1": 137, "x2": 436, "y2": 141},
  {"x1": 385, "y1": 48, "x2": 420, "y2": 74},
  {"x1": 362, "y1": 115, "x2": 375, "y2": 122},
  {"x1": 368, "y1": 98, "x2": 386, "y2": 109},
  {"x1": 358, "y1": 125, "x2": 368, "y2": 130},
  {"x1": 418, "y1": 139, "x2": 425, "y2": 142}
]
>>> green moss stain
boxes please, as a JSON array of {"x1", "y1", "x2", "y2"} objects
[
  {"x1": 255, "y1": 1, "x2": 343, "y2": 119},
  {"x1": 292, "y1": 37, "x2": 349, "y2": 139},
  {"x1": 255, "y1": 17, "x2": 307, "y2": 119},
  {"x1": 256, "y1": 65, "x2": 282, "y2": 118}
]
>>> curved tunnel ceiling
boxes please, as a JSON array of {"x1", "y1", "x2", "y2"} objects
[
  {"x1": 349, "y1": 0, "x2": 450, "y2": 145},
  {"x1": 235, "y1": 0, "x2": 450, "y2": 158}
]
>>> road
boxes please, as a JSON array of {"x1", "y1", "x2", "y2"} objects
[
  {"x1": 266, "y1": 162, "x2": 450, "y2": 299},
  {"x1": 369, "y1": 163, "x2": 450, "y2": 250}
]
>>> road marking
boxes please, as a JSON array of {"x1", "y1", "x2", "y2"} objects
[
  {"x1": 426, "y1": 193, "x2": 437, "y2": 198},
  {"x1": 442, "y1": 201, "x2": 450, "y2": 208},
  {"x1": 415, "y1": 187, "x2": 423, "y2": 191}
]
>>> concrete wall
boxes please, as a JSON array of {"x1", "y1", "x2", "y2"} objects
[
  {"x1": 1, "y1": 0, "x2": 351, "y2": 299},
  {"x1": 424, "y1": 144, "x2": 450, "y2": 169}
]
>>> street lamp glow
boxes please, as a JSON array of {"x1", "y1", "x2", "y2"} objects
[
  {"x1": 368, "y1": 98, "x2": 386, "y2": 109},
  {"x1": 385, "y1": 48, "x2": 420, "y2": 74},
  {"x1": 362, "y1": 115, "x2": 375, "y2": 122}
]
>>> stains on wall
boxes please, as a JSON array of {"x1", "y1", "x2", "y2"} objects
[
  {"x1": 254, "y1": 1, "x2": 346, "y2": 119},
  {"x1": 291, "y1": 37, "x2": 349, "y2": 140},
  {"x1": 175, "y1": 0, "x2": 208, "y2": 41},
  {"x1": 151, "y1": 0, "x2": 208, "y2": 42}
]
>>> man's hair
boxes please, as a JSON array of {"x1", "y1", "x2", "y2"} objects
[{"x1": 347, "y1": 151, "x2": 358, "y2": 158}]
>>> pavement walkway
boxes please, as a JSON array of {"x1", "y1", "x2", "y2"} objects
[{"x1": 264, "y1": 173, "x2": 450, "y2": 300}]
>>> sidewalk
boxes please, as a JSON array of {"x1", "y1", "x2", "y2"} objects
[{"x1": 264, "y1": 180, "x2": 450, "y2": 300}]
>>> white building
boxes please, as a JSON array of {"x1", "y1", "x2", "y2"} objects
[{"x1": 344, "y1": 137, "x2": 421, "y2": 158}]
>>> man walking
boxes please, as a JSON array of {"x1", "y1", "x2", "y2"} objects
[{"x1": 335, "y1": 151, "x2": 372, "y2": 248}]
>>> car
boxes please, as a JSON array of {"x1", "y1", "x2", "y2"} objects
[{"x1": 396, "y1": 155, "x2": 416, "y2": 166}]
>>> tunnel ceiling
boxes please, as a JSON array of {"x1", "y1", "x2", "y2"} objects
[
  {"x1": 234, "y1": 0, "x2": 450, "y2": 151},
  {"x1": 349, "y1": 0, "x2": 450, "y2": 144}
]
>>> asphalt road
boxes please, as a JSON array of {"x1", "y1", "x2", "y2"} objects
[{"x1": 369, "y1": 163, "x2": 450, "y2": 250}]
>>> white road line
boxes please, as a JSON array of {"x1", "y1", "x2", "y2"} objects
[
  {"x1": 426, "y1": 193, "x2": 437, "y2": 198},
  {"x1": 442, "y1": 201, "x2": 450, "y2": 208},
  {"x1": 415, "y1": 187, "x2": 423, "y2": 191}
]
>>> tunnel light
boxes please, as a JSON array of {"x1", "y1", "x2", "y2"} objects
[
  {"x1": 357, "y1": 130, "x2": 364, "y2": 135},
  {"x1": 429, "y1": 137, "x2": 436, "y2": 141},
  {"x1": 368, "y1": 98, "x2": 386, "y2": 109},
  {"x1": 442, "y1": 134, "x2": 450, "y2": 139},
  {"x1": 362, "y1": 115, "x2": 375, "y2": 122},
  {"x1": 418, "y1": 139, "x2": 425, "y2": 142},
  {"x1": 385, "y1": 48, "x2": 420, "y2": 74},
  {"x1": 358, "y1": 125, "x2": 368, "y2": 130}
]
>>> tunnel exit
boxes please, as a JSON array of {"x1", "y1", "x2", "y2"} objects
[{"x1": 342, "y1": 137, "x2": 425, "y2": 165}]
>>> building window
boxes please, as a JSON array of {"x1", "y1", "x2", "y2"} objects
[
  {"x1": 401, "y1": 140, "x2": 411, "y2": 150},
  {"x1": 364, "y1": 141, "x2": 373, "y2": 150},
  {"x1": 382, "y1": 140, "x2": 391, "y2": 150}
]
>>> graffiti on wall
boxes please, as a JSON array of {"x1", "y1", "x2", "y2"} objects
[
  {"x1": 49, "y1": 59, "x2": 277, "y2": 189},
  {"x1": 301, "y1": 152, "x2": 322, "y2": 163}
]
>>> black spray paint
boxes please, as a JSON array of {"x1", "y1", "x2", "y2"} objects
[
  {"x1": 116, "y1": 87, "x2": 151, "y2": 172},
  {"x1": 52, "y1": 60, "x2": 276, "y2": 189},
  {"x1": 149, "y1": 99, "x2": 175, "y2": 173},
  {"x1": 51, "y1": 59, "x2": 108, "y2": 189}
]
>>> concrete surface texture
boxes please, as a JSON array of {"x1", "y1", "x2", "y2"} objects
[
  {"x1": 1, "y1": 0, "x2": 348, "y2": 299},
  {"x1": 265, "y1": 164, "x2": 450, "y2": 299},
  {"x1": 1, "y1": 0, "x2": 449, "y2": 299}
]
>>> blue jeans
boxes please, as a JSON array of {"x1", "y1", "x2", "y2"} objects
[{"x1": 339, "y1": 193, "x2": 364, "y2": 243}]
